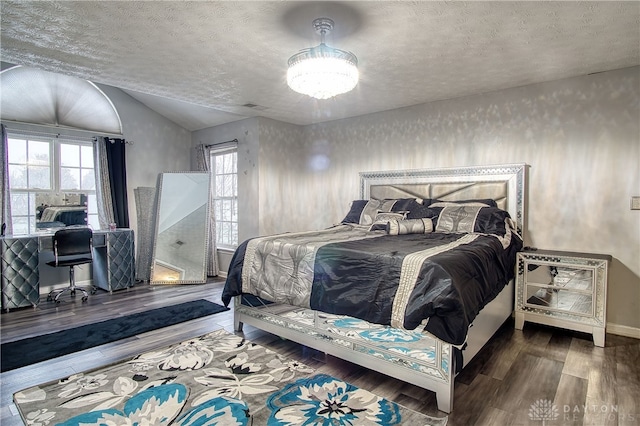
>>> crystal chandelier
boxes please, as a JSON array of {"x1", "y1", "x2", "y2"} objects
[{"x1": 287, "y1": 18, "x2": 359, "y2": 100}]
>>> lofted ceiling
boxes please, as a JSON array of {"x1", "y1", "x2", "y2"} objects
[{"x1": 1, "y1": 1, "x2": 639, "y2": 132}]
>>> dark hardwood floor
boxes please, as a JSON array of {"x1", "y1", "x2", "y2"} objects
[{"x1": 1, "y1": 279, "x2": 638, "y2": 425}]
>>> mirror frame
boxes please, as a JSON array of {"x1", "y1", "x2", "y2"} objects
[{"x1": 150, "y1": 172, "x2": 211, "y2": 284}]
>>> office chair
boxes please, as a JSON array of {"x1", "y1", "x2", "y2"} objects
[{"x1": 46, "y1": 227, "x2": 94, "y2": 304}]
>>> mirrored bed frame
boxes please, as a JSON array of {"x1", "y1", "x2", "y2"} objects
[{"x1": 232, "y1": 163, "x2": 528, "y2": 413}]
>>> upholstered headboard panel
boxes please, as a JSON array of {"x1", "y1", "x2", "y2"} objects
[
  {"x1": 360, "y1": 164, "x2": 528, "y2": 242},
  {"x1": 368, "y1": 181, "x2": 509, "y2": 209}
]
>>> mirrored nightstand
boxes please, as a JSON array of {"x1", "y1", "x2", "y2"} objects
[{"x1": 514, "y1": 249, "x2": 611, "y2": 347}]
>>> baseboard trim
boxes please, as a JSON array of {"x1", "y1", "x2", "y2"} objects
[{"x1": 607, "y1": 322, "x2": 640, "y2": 340}]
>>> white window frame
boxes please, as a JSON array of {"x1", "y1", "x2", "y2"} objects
[
  {"x1": 6, "y1": 131, "x2": 97, "y2": 234},
  {"x1": 209, "y1": 144, "x2": 238, "y2": 249}
]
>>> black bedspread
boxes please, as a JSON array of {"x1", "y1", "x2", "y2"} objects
[{"x1": 223, "y1": 227, "x2": 521, "y2": 346}]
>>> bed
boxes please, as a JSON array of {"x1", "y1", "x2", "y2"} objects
[{"x1": 222, "y1": 163, "x2": 528, "y2": 413}]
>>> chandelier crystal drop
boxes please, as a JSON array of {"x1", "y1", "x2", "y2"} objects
[{"x1": 287, "y1": 18, "x2": 359, "y2": 100}]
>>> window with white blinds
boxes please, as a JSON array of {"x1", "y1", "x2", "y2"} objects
[
  {"x1": 210, "y1": 144, "x2": 238, "y2": 248},
  {"x1": 6, "y1": 131, "x2": 97, "y2": 234}
]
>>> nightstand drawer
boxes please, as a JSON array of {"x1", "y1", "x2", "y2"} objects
[{"x1": 523, "y1": 262, "x2": 595, "y2": 316}]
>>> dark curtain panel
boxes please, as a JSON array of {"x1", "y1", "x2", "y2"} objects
[
  {"x1": 105, "y1": 137, "x2": 130, "y2": 228},
  {"x1": 1, "y1": 124, "x2": 12, "y2": 235}
]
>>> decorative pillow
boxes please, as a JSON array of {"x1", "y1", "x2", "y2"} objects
[
  {"x1": 434, "y1": 205, "x2": 511, "y2": 235},
  {"x1": 391, "y1": 198, "x2": 439, "y2": 220},
  {"x1": 340, "y1": 200, "x2": 369, "y2": 224},
  {"x1": 424, "y1": 198, "x2": 498, "y2": 208},
  {"x1": 368, "y1": 212, "x2": 407, "y2": 231},
  {"x1": 387, "y1": 218, "x2": 434, "y2": 235},
  {"x1": 341, "y1": 198, "x2": 425, "y2": 225}
]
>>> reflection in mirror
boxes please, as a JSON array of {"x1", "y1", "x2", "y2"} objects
[
  {"x1": 35, "y1": 192, "x2": 88, "y2": 230},
  {"x1": 151, "y1": 172, "x2": 211, "y2": 284},
  {"x1": 525, "y1": 265, "x2": 593, "y2": 315}
]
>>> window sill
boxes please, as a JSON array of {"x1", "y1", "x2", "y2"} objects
[{"x1": 217, "y1": 246, "x2": 237, "y2": 253}]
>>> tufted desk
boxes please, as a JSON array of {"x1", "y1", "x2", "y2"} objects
[{"x1": 1, "y1": 228, "x2": 135, "y2": 311}]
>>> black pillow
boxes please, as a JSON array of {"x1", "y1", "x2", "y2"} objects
[
  {"x1": 473, "y1": 207, "x2": 512, "y2": 235},
  {"x1": 341, "y1": 200, "x2": 369, "y2": 224},
  {"x1": 389, "y1": 198, "x2": 439, "y2": 219},
  {"x1": 342, "y1": 199, "x2": 398, "y2": 225}
]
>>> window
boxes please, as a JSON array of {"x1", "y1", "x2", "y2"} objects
[
  {"x1": 7, "y1": 133, "x2": 97, "y2": 234},
  {"x1": 210, "y1": 145, "x2": 238, "y2": 248}
]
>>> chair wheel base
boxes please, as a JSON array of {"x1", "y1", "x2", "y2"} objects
[{"x1": 48, "y1": 286, "x2": 90, "y2": 304}]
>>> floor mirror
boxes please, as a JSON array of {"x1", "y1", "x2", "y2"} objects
[{"x1": 150, "y1": 172, "x2": 211, "y2": 284}]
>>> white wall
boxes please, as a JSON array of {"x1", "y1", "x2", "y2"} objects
[
  {"x1": 233, "y1": 67, "x2": 639, "y2": 332},
  {"x1": 97, "y1": 85, "x2": 192, "y2": 242}
]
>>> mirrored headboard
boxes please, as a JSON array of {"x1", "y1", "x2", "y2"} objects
[{"x1": 360, "y1": 163, "x2": 529, "y2": 242}]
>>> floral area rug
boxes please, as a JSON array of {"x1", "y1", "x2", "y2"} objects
[{"x1": 14, "y1": 329, "x2": 448, "y2": 425}]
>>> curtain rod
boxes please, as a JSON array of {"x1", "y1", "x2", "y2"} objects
[
  {"x1": 1, "y1": 120, "x2": 124, "y2": 139},
  {"x1": 97, "y1": 137, "x2": 134, "y2": 146},
  {"x1": 7, "y1": 127, "x2": 94, "y2": 143},
  {"x1": 205, "y1": 138, "x2": 238, "y2": 148}
]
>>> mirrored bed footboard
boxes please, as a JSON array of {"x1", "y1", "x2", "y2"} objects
[
  {"x1": 233, "y1": 277, "x2": 514, "y2": 414},
  {"x1": 234, "y1": 295, "x2": 456, "y2": 412}
]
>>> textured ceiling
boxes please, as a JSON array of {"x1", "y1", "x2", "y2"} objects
[{"x1": 1, "y1": 1, "x2": 639, "y2": 131}]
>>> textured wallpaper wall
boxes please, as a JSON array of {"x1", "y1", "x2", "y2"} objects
[
  {"x1": 101, "y1": 84, "x2": 192, "y2": 243},
  {"x1": 252, "y1": 67, "x2": 640, "y2": 330}
]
